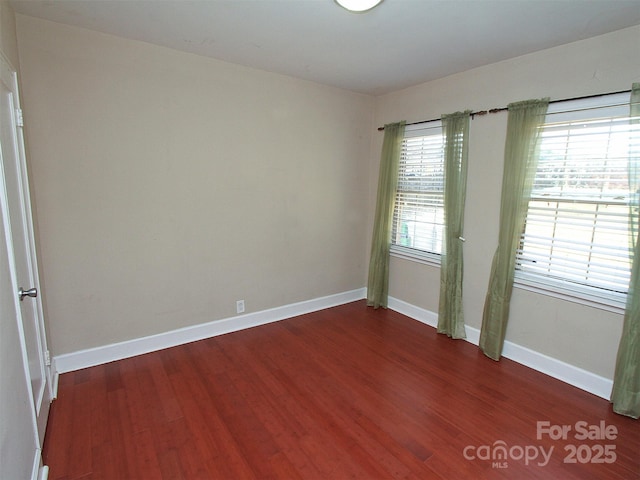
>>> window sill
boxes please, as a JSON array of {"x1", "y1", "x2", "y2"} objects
[
  {"x1": 390, "y1": 245, "x2": 441, "y2": 268},
  {"x1": 513, "y1": 274, "x2": 626, "y2": 315}
]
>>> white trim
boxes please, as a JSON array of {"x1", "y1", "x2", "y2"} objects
[
  {"x1": 390, "y1": 245, "x2": 441, "y2": 267},
  {"x1": 51, "y1": 370, "x2": 59, "y2": 400},
  {"x1": 387, "y1": 296, "x2": 613, "y2": 400},
  {"x1": 498, "y1": 335, "x2": 613, "y2": 400},
  {"x1": 30, "y1": 449, "x2": 46, "y2": 480},
  {"x1": 545, "y1": 92, "x2": 630, "y2": 120},
  {"x1": 387, "y1": 296, "x2": 438, "y2": 327},
  {"x1": 52, "y1": 290, "x2": 613, "y2": 401},
  {"x1": 514, "y1": 276, "x2": 626, "y2": 315},
  {"x1": 53, "y1": 288, "x2": 366, "y2": 374},
  {"x1": 404, "y1": 121, "x2": 442, "y2": 136}
]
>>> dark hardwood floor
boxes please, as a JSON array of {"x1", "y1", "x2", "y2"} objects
[{"x1": 43, "y1": 300, "x2": 639, "y2": 479}]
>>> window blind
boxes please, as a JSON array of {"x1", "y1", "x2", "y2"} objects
[
  {"x1": 391, "y1": 124, "x2": 444, "y2": 256},
  {"x1": 516, "y1": 96, "x2": 639, "y2": 304}
]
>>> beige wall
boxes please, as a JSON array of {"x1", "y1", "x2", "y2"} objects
[
  {"x1": 373, "y1": 25, "x2": 640, "y2": 379},
  {"x1": 16, "y1": 15, "x2": 374, "y2": 355},
  {"x1": 13, "y1": 11, "x2": 640, "y2": 381},
  {"x1": 0, "y1": 0, "x2": 17, "y2": 68}
]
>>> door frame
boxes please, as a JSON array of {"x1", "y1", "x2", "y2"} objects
[{"x1": 0, "y1": 49, "x2": 52, "y2": 446}]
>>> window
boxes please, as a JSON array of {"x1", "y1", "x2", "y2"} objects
[
  {"x1": 515, "y1": 93, "x2": 639, "y2": 309},
  {"x1": 390, "y1": 123, "x2": 444, "y2": 263}
]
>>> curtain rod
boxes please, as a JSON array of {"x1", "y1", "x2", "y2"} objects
[{"x1": 377, "y1": 89, "x2": 632, "y2": 131}]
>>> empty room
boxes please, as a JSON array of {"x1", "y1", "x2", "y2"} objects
[{"x1": 1, "y1": 0, "x2": 639, "y2": 478}]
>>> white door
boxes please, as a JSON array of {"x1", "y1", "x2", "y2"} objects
[
  {"x1": 0, "y1": 186, "x2": 42, "y2": 480},
  {"x1": 0, "y1": 52, "x2": 52, "y2": 446}
]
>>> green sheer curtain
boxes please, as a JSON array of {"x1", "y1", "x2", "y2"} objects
[
  {"x1": 479, "y1": 99, "x2": 549, "y2": 361},
  {"x1": 611, "y1": 83, "x2": 640, "y2": 418},
  {"x1": 367, "y1": 121, "x2": 406, "y2": 309},
  {"x1": 437, "y1": 111, "x2": 471, "y2": 339}
]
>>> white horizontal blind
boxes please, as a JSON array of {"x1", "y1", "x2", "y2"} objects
[
  {"x1": 516, "y1": 95, "x2": 639, "y2": 303},
  {"x1": 391, "y1": 123, "x2": 444, "y2": 256}
]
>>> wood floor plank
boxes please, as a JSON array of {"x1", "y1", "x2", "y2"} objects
[
  {"x1": 43, "y1": 301, "x2": 640, "y2": 479},
  {"x1": 107, "y1": 388, "x2": 140, "y2": 479},
  {"x1": 199, "y1": 342, "x2": 321, "y2": 477},
  {"x1": 67, "y1": 379, "x2": 92, "y2": 479},
  {"x1": 132, "y1": 429, "x2": 164, "y2": 480},
  {"x1": 266, "y1": 338, "x2": 436, "y2": 476},
  {"x1": 88, "y1": 366, "x2": 110, "y2": 451},
  {"x1": 44, "y1": 373, "x2": 75, "y2": 480},
  {"x1": 166, "y1": 347, "x2": 258, "y2": 480}
]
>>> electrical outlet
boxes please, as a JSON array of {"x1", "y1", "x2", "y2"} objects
[{"x1": 236, "y1": 300, "x2": 245, "y2": 314}]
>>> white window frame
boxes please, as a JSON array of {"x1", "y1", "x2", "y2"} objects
[
  {"x1": 390, "y1": 122, "x2": 444, "y2": 267},
  {"x1": 514, "y1": 92, "x2": 635, "y2": 313}
]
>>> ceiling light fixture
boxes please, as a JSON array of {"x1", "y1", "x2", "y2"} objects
[{"x1": 335, "y1": 0, "x2": 383, "y2": 13}]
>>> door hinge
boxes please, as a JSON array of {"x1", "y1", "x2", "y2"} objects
[
  {"x1": 15, "y1": 108, "x2": 23, "y2": 127},
  {"x1": 43, "y1": 350, "x2": 51, "y2": 366}
]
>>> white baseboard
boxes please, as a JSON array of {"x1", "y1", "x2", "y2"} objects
[
  {"x1": 52, "y1": 289, "x2": 613, "y2": 401},
  {"x1": 38, "y1": 465, "x2": 48, "y2": 480},
  {"x1": 388, "y1": 296, "x2": 613, "y2": 400},
  {"x1": 51, "y1": 370, "x2": 59, "y2": 400},
  {"x1": 53, "y1": 288, "x2": 366, "y2": 375},
  {"x1": 31, "y1": 449, "x2": 46, "y2": 480},
  {"x1": 387, "y1": 296, "x2": 439, "y2": 328}
]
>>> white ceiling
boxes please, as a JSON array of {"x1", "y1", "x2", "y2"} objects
[{"x1": 10, "y1": 0, "x2": 640, "y2": 95}]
